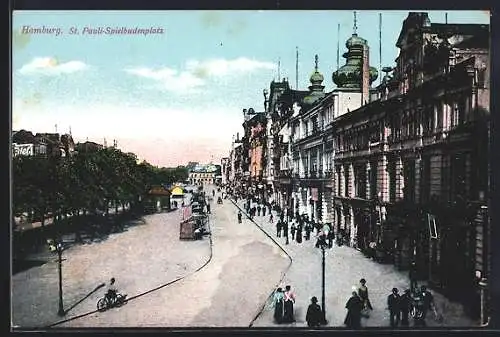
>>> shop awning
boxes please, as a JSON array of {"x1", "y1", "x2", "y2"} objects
[{"x1": 171, "y1": 186, "x2": 184, "y2": 196}]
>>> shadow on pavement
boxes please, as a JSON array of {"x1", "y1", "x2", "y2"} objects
[
  {"x1": 12, "y1": 259, "x2": 47, "y2": 274},
  {"x1": 12, "y1": 211, "x2": 149, "y2": 275},
  {"x1": 63, "y1": 283, "x2": 106, "y2": 315}
]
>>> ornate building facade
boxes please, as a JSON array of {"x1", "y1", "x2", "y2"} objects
[
  {"x1": 331, "y1": 12, "x2": 490, "y2": 311},
  {"x1": 225, "y1": 11, "x2": 490, "y2": 318}
]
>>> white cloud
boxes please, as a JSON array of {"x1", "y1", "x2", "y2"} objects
[
  {"x1": 186, "y1": 57, "x2": 275, "y2": 77},
  {"x1": 18, "y1": 57, "x2": 88, "y2": 76},
  {"x1": 125, "y1": 57, "x2": 275, "y2": 94},
  {"x1": 124, "y1": 66, "x2": 205, "y2": 93}
]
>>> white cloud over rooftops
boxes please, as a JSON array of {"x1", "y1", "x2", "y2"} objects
[
  {"x1": 19, "y1": 57, "x2": 88, "y2": 76},
  {"x1": 185, "y1": 57, "x2": 275, "y2": 77},
  {"x1": 124, "y1": 67, "x2": 204, "y2": 93},
  {"x1": 124, "y1": 57, "x2": 275, "y2": 93}
]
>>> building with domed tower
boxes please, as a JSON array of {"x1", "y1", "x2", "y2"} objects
[{"x1": 331, "y1": 12, "x2": 490, "y2": 319}]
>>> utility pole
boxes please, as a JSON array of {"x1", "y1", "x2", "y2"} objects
[
  {"x1": 379, "y1": 13, "x2": 382, "y2": 86},
  {"x1": 296, "y1": 46, "x2": 299, "y2": 90},
  {"x1": 337, "y1": 23, "x2": 340, "y2": 70}
]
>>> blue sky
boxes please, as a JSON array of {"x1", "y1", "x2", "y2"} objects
[{"x1": 12, "y1": 10, "x2": 490, "y2": 166}]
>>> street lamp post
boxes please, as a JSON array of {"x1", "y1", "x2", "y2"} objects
[
  {"x1": 49, "y1": 239, "x2": 65, "y2": 316},
  {"x1": 316, "y1": 234, "x2": 329, "y2": 325}
]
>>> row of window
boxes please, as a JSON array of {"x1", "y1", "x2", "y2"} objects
[
  {"x1": 292, "y1": 148, "x2": 334, "y2": 175},
  {"x1": 334, "y1": 96, "x2": 471, "y2": 151},
  {"x1": 333, "y1": 153, "x2": 472, "y2": 204},
  {"x1": 291, "y1": 106, "x2": 334, "y2": 140}
]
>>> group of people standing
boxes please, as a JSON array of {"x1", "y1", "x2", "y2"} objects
[
  {"x1": 228, "y1": 191, "x2": 441, "y2": 329},
  {"x1": 344, "y1": 278, "x2": 373, "y2": 329},
  {"x1": 343, "y1": 278, "x2": 437, "y2": 329},
  {"x1": 272, "y1": 285, "x2": 296, "y2": 324}
]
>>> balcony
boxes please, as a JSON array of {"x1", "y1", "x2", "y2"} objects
[{"x1": 290, "y1": 170, "x2": 334, "y2": 181}]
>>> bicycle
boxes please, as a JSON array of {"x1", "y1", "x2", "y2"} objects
[{"x1": 97, "y1": 292, "x2": 127, "y2": 311}]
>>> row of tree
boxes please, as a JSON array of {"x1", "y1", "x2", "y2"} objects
[{"x1": 13, "y1": 147, "x2": 188, "y2": 226}]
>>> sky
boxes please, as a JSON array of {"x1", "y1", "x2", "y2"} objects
[{"x1": 12, "y1": 10, "x2": 490, "y2": 167}]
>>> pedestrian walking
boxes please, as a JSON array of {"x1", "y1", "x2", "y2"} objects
[
  {"x1": 327, "y1": 227, "x2": 334, "y2": 248},
  {"x1": 206, "y1": 203, "x2": 211, "y2": 214},
  {"x1": 358, "y1": 278, "x2": 373, "y2": 315},
  {"x1": 257, "y1": 204, "x2": 261, "y2": 216},
  {"x1": 212, "y1": 190, "x2": 215, "y2": 197},
  {"x1": 283, "y1": 285, "x2": 296, "y2": 323},
  {"x1": 273, "y1": 287, "x2": 285, "y2": 323},
  {"x1": 263, "y1": 206, "x2": 267, "y2": 217},
  {"x1": 269, "y1": 213, "x2": 274, "y2": 223},
  {"x1": 344, "y1": 290, "x2": 363, "y2": 329},
  {"x1": 304, "y1": 223, "x2": 311, "y2": 240},
  {"x1": 306, "y1": 296, "x2": 322, "y2": 328},
  {"x1": 276, "y1": 220, "x2": 282, "y2": 237},
  {"x1": 290, "y1": 223, "x2": 296, "y2": 241},
  {"x1": 400, "y1": 289, "x2": 411, "y2": 326},
  {"x1": 387, "y1": 287, "x2": 401, "y2": 327},
  {"x1": 283, "y1": 221, "x2": 289, "y2": 245},
  {"x1": 237, "y1": 211, "x2": 242, "y2": 224},
  {"x1": 296, "y1": 224, "x2": 303, "y2": 244},
  {"x1": 420, "y1": 285, "x2": 435, "y2": 321}
]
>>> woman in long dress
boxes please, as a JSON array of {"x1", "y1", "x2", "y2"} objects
[
  {"x1": 344, "y1": 291, "x2": 363, "y2": 329},
  {"x1": 283, "y1": 285, "x2": 296, "y2": 322},
  {"x1": 273, "y1": 287, "x2": 284, "y2": 323},
  {"x1": 358, "y1": 278, "x2": 373, "y2": 316}
]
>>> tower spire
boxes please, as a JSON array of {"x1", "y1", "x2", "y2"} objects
[
  {"x1": 353, "y1": 11, "x2": 358, "y2": 35},
  {"x1": 315, "y1": 54, "x2": 319, "y2": 71},
  {"x1": 278, "y1": 57, "x2": 281, "y2": 81}
]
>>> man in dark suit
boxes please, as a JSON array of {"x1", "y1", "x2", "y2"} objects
[{"x1": 387, "y1": 287, "x2": 401, "y2": 327}]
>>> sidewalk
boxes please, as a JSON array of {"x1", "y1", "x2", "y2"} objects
[
  {"x1": 237, "y1": 199, "x2": 478, "y2": 328},
  {"x1": 14, "y1": 207, "x2": 127, "y2": 232}
]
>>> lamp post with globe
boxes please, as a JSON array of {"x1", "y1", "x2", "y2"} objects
[{"x1": 48, "y1": 238, "x2": 65, "y2": 316}]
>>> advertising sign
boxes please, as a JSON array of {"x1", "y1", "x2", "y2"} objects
[{"x1": 13, "y1": 143, "x2": 34, "y2": 157}]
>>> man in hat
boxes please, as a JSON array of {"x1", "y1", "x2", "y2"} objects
[
  {"x1": 306, "y1": 296, "x2": 322, "y2": 327},
  {"x1": 399, "y1": 289, "x2": 411, "y2": 326},
  {"x1": 387, "y1": 287, "x2": 401, "y2": 327}
]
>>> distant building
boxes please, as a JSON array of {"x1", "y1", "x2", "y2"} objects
[
  {"x1": 12, "y1": 129, "x2": 75, "y2": 158},
  {"x1": 75, "y1": 141, "x2": 104, "y2": 153},
  {"x1": 188, "y1": 163, "x2": 219, "y2": 185}
]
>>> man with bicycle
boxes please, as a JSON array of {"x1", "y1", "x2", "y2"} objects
[{"x1": 106, "y1": 277, "x2": 118, "y2": 303}]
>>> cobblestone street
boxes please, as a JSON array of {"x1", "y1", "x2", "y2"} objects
[{"x1": 240, "y1": 200, "x2": 479, "y2": 328}]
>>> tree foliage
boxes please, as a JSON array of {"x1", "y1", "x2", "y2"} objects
[{"x1": 12, "y1": 148, "x2": 188, "y2": 222}]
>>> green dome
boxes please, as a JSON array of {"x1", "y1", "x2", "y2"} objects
[
  {"x1": 346, "y1": 34, "x2": 367, "y2": 48},
  {"x1": 310, "y1": 70, "x2": 324, "y2": 83},
  {"x1": 332, "y1": 33, "x2": 378, "y2": 88}
]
